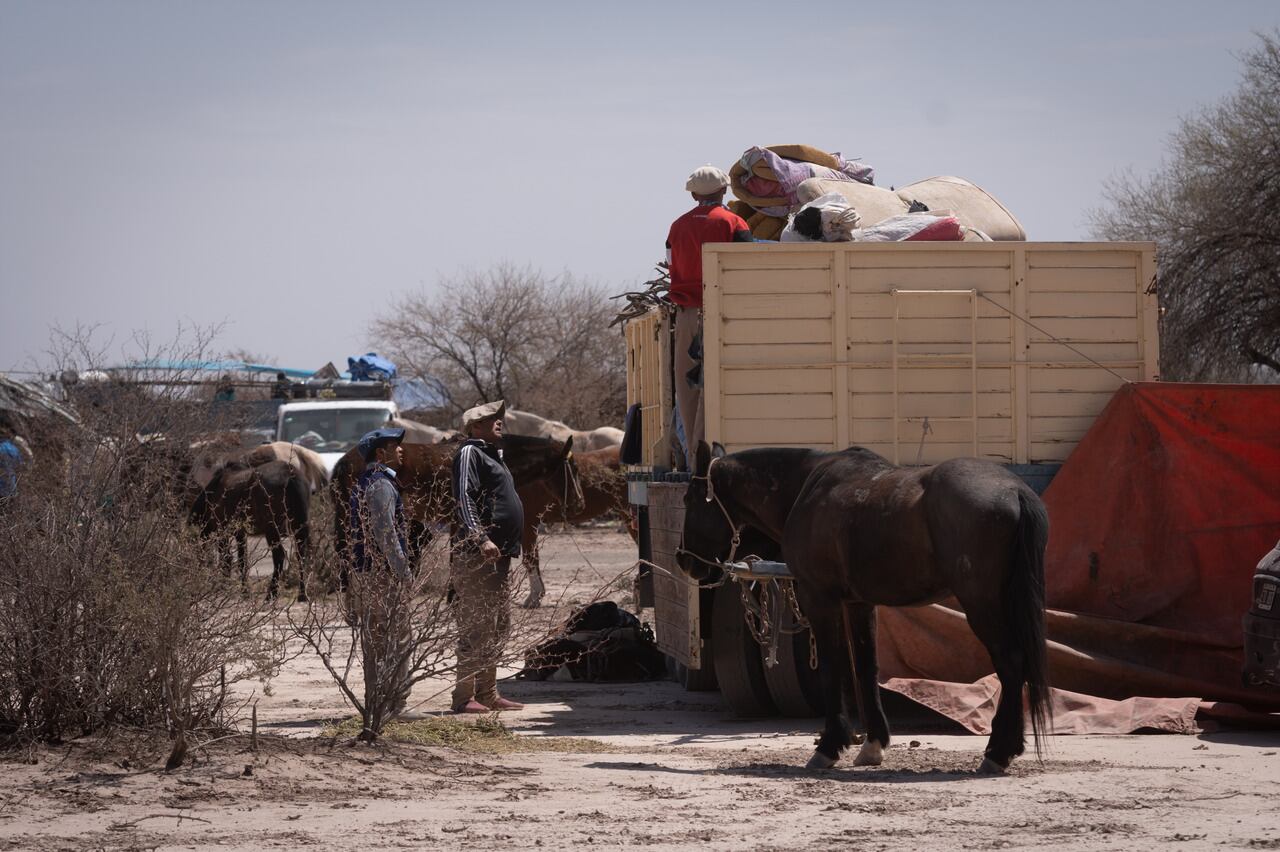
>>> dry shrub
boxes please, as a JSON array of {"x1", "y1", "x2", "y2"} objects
[{"x1": 0, "y1": 328, "x2": 286, "y2": 749}]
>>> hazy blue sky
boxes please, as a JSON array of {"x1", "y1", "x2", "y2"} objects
[{"x1": 3, "y1": 1, "x2": 1277, "y2": 373}]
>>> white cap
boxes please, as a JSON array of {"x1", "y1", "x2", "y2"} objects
[{"x1": 685, "y1": 165, "x2": 730, "y2": 195}]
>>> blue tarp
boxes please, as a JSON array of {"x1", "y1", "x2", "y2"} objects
[{"x1": 347, "y1": 352, "x2": 398, "y2": 382}]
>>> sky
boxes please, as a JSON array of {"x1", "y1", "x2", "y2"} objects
[{"x1": 2, "y1": 0, "x2": 1277, "y2": 374}]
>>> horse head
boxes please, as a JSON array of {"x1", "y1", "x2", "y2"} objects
[
  {"x1": 677, "y1": 441, "x2": 738, "y2": 581},
  {"x1": 505, "y1": 434, "x2": 584, "y2": 515}
]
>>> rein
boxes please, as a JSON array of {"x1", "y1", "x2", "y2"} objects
[
  {"x1": 676, "y1": 456, "x2": 745, "y2": 571},
  {"x1": 561, "y1": 451, "x2": 585, "y2": 516}
]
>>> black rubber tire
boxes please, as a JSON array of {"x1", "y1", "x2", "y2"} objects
[
  {"x1": 675, "y1": 659, "x2": 719, "y2": 692},
  {"x1": 761, "y1": 621, "x2": 823, "y2": 718},
  {"x1": 711, "y1": 582, "x2": 778, "y2": 717}
]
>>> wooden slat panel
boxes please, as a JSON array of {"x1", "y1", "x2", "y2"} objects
[
  {"x1": 851, "y1": 441, "x2": 1016, "y2": 464},
  {"x1": 1028, "y1": 291, "x2": 1137, "y2": 318},
  {"x1": 1026, "y1": 342, "x2": 1140, "y2": 362},
  {"x1": 849, "y1": 367, "x2": 1012, "y2": 393},
  {"x1": 722, "y1": 393, "x2": 834, "y2": 420},
  {"x1": 1029, "y1": 367, "x2": 1138, "y2": 392},
  {"x1": 720, "y1": 252, "x2": 832, "y2": 271},
  {"x1": 722, "y1": 343, "x2": 834, "y2": 365},
  {"x1": 1028, "y1": 250, "x2": 1139, "y2": 268},
  {"x1": 721, "y1": 292, "x2": 832, "y2": 319},
  {"x1": 1028, "y1": 317, "x2": 1140, "y2": 343},
  {"x1": 849, "y1": 317, "x2": 1011, "y2": 344},
  {"x1": 723, "y1": 368, "x2": 832, "y2": 394},
  {"x1": 850, "y1": 392, "x2": 1012, "y2": 419},
  {"x1": 648, "y1": 483, "x2": 699, "y2": 667},
  {"x1": 1026, "y1": 266, "x2": 1139, "y2": 293},
  {"x1": 722, "y1": 318, "x2": 833, "y2": 345},
  {"x1": 1029, "y1": 391, "x2": 1114, "y2": 417},
  {"x1": 720, "y1": 268, "x2": 833, "y2": 295},
  {"x1": 849, "y1": 250, "x2": 1013, "y2": 269},
  {"x1": 849, "y1": 417, "x2": 1014, "y2": 443},
  {"x1": 1030, "y1": 442, "x2": 1074, "y2": 462},
  {"x1": 849, "y1": 292, "x2": 1011, "y2": 318},
  {"x1": 848, "y1": 267, "x2": 1013, "y2": 293},
  {"x1": 848, "y1": 342, "x2": 1013, "y2": 363},
  {"x1": 721, "y1": 418, "x2": 835, "y2": 445},
  {"x1": 1029, "y1": 415, "x2": 1097, "y2": 442}
]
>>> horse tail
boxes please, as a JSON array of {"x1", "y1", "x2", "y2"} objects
[
  {"x1": 330, "y1": 453, "x2": 352, "y2": 556},
  {"x1": 1008, "y1": 487, "x2": 1051, "y2": 756}
]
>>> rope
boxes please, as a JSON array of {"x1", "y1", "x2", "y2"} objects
[{"x1": 976, "y1": 292, "x2": 1133, "y2": 384}]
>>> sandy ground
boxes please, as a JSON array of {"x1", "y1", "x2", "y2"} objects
[{"x1": 3, "y1": 528, "x2": 1280, "y2": 851}]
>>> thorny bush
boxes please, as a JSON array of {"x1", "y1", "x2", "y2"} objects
[{"x1": 0, "y1": 332, "x2": 286, "y2": 748}]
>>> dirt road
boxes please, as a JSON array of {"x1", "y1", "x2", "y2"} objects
[{"x1": 3, "y1": 529, "x2": 1278, "y2": 851}]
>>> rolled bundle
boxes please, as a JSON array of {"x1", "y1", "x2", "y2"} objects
[
  {"x1": 894, "y1": 176, "x2": 1025, "y2": 241},
  {"x1": 729, "y1": 144, "x2": 874, "y2": 239}
]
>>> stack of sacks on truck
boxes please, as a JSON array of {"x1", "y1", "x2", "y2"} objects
[{"x1": 726, "y1": 144, "x2": 1026, "y2": 242}]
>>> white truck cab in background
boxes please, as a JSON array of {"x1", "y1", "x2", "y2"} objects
[{"x1": 275, "y1": 399, "x2": 398, "y2": 475}]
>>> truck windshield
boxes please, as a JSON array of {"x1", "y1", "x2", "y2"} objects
[{"x1": 279, "y1": 409, "x2": 393, "y2": 453}]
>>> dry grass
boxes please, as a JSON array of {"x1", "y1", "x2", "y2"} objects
[{"x1": 322, "y1": 714, "x2": 618, "y2": 754}]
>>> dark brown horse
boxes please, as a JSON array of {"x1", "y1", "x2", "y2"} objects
[
  {"x1": 517, "y1": 444, "x2": 634, "y2": 607},
  {"x1": 678, "y1": 442, "x2": 1050, "y2": 775},
  {"x1": 189, "y1": 459, "x2": 311, "y2": 601},
  {"x1": 330, "y1": 434, "x2": 581, "y2": 573}
]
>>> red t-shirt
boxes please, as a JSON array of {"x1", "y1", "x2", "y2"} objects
[{"x1": 666, "y1": 204, "x2": 751, "y2": 308}]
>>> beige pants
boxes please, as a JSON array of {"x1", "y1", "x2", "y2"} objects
[
  {"x1": 450, "y1": 551, "x2": 513, "y2": 707},
  {"x1": 673, "y1": 306, "x2": 704, "y2": 472},
  {"x1": 344, "y1": 570, "x2": 413, "y2": 719}
]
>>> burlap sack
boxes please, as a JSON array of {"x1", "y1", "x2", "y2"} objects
[
  {"x1": 895, "y1": 176, "x2": 1025, "y2": 241},
  {"x1": 796, "y1": 177, "x2": 910, "y2": 226}
]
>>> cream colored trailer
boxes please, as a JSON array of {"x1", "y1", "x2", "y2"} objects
[
  {"x1": 629, "y1": 241, "x2": 1158, "y2": 469},
  {"x1": 625, "y1": 242, "x2": 1158, "y2": 710}
]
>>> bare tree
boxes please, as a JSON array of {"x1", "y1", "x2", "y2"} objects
[
  {"x1": 371, "y1": 264, "x2": 627, "y2": 429},
  {"x1": 1089, "y1": 31, "x2": 1280, "y2": 381}
]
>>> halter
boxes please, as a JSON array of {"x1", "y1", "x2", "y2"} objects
[{"x1": 676, "y1": 456, "x2": 744, "y2": 571}]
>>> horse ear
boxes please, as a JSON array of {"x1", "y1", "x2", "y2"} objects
[
  {"x1": 561, "y1": 436, "x2": 574, "y2": 457},
  {"x1": 711, "y1": 442, "x2": 727, "y2": 459},
  {"x1": 694, "y1": 441, "x2": 712, "y2": 475}
]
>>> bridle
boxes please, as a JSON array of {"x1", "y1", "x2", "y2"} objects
[
  {"x1": 676, "y1": 456, "x2": 745, "y2": 572},
  {"x1": 560, "y1": 450, "x2": 585, "y2": 515}
]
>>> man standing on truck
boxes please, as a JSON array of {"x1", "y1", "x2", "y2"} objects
[
  {"x1": 666, "y1": 165, "x2": 753, "y2": 471},
  {"x1": 450, "y1": 400, "x2": 526, "y2": 714}
]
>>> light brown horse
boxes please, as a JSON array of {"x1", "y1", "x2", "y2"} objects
[{"x1": 517, "y1": 445, "x2": 635, "y2": 607}]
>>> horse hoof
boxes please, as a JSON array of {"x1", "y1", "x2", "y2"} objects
[
  {"x1": 806, "y1": 750, "x2": 837, "y2": 770},
  {"x1": 520, "y1": 595, "x2": 543, "y2": 609},
  {"x1": 296, "y1": 593, "x2": 308, "y2": 604},
  {"x1": 977, "y1": 757, "x2": 1007, "y2": 775},
  {"x1": 853, "y1": 739, "x2": 884, "y2": 767}
]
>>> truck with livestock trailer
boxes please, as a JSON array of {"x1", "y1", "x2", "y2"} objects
[{"x1": 623, "y1": 240, "x2": 1167, "y2": 716}]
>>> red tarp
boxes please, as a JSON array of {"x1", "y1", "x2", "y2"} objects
[{"x1": 879, "y1": 383, "x2": 1280, "y2": 734}]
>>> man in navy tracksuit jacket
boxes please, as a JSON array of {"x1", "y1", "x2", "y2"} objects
[{"x1": 450, "y1": 400, "x2": 526, "y2": 714}]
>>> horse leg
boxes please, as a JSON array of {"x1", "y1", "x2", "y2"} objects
[
  {"x1": 236, "y1": 529, "x2": 249, "y2": 588},
  {"x1": 520, "y1": 525, "x2": 545, "y2": 609},
  {"x1": 799, "y1": 598, "x2": 856, "y2": 769},
  {"x1": 962, "y1": 599, "x2": 1029, "y2": 774},
  {"x1": 846, "y1": 603, "x2": 890, "y2": 766},
  {"x1": 267, "y1": 532, "x2": 284, "y2": 601},
  {"x1": 294, "y1": 523, "x2": 309, "y2": 603}
]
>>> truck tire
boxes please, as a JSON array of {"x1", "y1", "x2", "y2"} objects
[
  {"x1": 711, "y1": 582, "x2": 777, "y2": 717},
  {"x1": 761, "y1": 623, "x2": 823, "y2": 717}
]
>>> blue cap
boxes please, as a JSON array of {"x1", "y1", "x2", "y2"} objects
[{"x1": 357, "y1": 427, "x2": 406, "y2": 460}]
